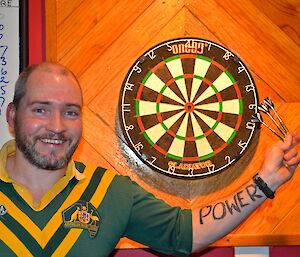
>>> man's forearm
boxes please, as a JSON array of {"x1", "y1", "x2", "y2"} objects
[
  {"x1": 191, "y1": 133, "x2": 300, "y2": 252},
  {"x1": 192, "y1": 179, "x2": 267, "y2": 252}
]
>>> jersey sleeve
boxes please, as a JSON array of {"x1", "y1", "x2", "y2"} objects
[{"x1": 119, "y1": 176, "x2": 193, "y2": 257}]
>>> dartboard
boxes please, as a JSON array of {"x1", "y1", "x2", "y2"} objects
[{"x1": 119, "y1": 38, "x2": 259, "y2": 179}]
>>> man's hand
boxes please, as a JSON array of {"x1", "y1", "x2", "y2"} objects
[{"x1": 260, "y1": 132, "x2": 300, "y2": 191}]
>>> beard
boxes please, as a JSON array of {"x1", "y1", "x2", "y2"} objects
[{"x1": 14, "y1": 120, "x2": 80, "y2": 170}]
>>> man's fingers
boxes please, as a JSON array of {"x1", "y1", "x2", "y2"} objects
[
  {"x1": 285, "y1": 156, "x2": 300, "y2": 168},
  {"x1": 284, "y1": 148, "x2": 298, "y2": 162},
  {"x1": 279, "y1": 133, "x2": 300, "y2": 154},
  {"x1": 283, "y1": 133, "x2": 300, "y2": 167},
  {"x1": 282, "y1": 134, "x2": 293, "y2": 150},
  {"x1": 291, "y1": 133, "x2": 300, "y2": 147}
]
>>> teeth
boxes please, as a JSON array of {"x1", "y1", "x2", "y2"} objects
[{"x1": 41, "y1": 139, "x2": 65, "y2": 144}]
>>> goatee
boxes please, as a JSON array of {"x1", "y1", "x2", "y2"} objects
[{"x1": 14, "y1": 121, "x2": 79, "y2": 170}]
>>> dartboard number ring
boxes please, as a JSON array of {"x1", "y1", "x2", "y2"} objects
[{"x1": 119, "y1": 38, "x2": 259, "y2": 179}]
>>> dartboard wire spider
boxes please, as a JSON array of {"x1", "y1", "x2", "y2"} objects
[{"x1": 251, "y1": 97, "x2": 289, "y2": 141}]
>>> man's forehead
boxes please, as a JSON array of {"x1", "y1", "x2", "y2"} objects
[
  {"x1": 32, "y1": 62, "x2": 70, "y2": 74},
  {"x1": 28, "y1": 65, "x2": 73, "y2": 81},
  {"x1": 24, "y1": 68, "x2": 83, "y2": 104}
]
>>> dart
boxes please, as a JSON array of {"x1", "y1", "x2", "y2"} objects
[
  {"x1": 257, "y1": 103, "x2": 287, "y2": 137},
  {"x1": 251, "y1": 113, "x2": 285, "y2": 141},
  {"x1": 250, "y1": 113, "x2": 261, "y2": 124},
  {"x1": 257, "y1": 103, "x2": 269, "y2": 113},
  {"x1": 263, "y1": 97, "x2": 289, "y2": 134},
  {"x1": 264, "y1": 97, "x2": 274, "y2": 109}
]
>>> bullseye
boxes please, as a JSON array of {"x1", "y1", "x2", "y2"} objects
[{"x1": 184, "y1": 102, "x2": 195, "y2": 113}]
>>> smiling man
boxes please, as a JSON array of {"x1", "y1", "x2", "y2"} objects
[
  {"x1": 5, "y1": 63, "x2": 83, "y2": 206},
  {"x1": 0, "y1": 62, "x2": 299, "y2": 257}
]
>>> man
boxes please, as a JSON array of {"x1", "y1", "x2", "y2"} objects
[{"x1": 1, "y1": 62, "x2": 299, "y2": 256}]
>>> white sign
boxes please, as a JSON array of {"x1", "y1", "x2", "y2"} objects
[{"x1": 0, "y1": 1, "x2": 20, "y2": 147}]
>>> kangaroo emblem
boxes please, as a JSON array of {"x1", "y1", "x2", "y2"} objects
[
  {"x1": 68, "y1": 206, "x2": 80, "y2": 222},
  {"x1": 62, "y1": 200, "x2": 101, "y2": 238}
]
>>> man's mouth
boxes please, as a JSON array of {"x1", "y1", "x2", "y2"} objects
[{"x1": 40, "y1": 138, "x2": 66, "y2": 145}]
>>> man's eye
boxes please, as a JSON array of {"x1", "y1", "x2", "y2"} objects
[
  {"x1": 33, "y1": 108, "x2": 45, "y2": 113},
  {"x1": 66, "y1": 111, "x2": 79, "y2": 117}
]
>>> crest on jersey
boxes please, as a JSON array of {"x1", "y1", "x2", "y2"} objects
[{"x1": 62, "y1": 200, "x2": 100, "y2": 238}]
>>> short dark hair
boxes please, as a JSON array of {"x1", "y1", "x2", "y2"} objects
[
  {"x1": 12, "y1": 62, "x2": 82, "y2": 109},
  {"x1": 13, "y1": 64, "x2": 38, "y2": 109}
]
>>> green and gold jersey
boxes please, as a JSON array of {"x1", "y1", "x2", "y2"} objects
[{"x1": 0, "y1": 141, "x2": 192, "y2": 257}]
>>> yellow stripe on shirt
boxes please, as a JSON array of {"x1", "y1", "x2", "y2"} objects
[{"x1": 52, "y1": 169, "x2": 115, "y2": 256}]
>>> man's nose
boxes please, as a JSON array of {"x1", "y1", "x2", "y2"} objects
[{"x1": 46, "y1": 112, "x2": 66, "y2": 133}]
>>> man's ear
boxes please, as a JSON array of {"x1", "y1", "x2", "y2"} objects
[{"x1": 6, "y1": 102, "x2": 16, "y2": 129}]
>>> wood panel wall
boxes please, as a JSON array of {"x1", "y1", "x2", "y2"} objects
[{"x1": 45, "y1": 0, "x2": 300, "y2": 249}]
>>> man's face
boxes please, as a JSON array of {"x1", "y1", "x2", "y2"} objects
[{"x1": 13, "y1": 68, "x2": 83, "y2": 170}]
